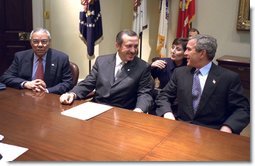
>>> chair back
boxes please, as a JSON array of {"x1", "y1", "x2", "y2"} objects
[{"x1": 69, "y1": 62, "x2": 79, "y2": 85}]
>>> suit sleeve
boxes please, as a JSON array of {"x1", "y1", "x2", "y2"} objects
[
  {"x1": 70, "y1": 57, "x2": 98, "y2": 99},
  {"x1": 0, "y1": 53, "x2": 27, "y2": 88},
  {"x1": 47, "y1": 56, "x2": 73, "y2": 94},
  {"x1": 135, "y1": 64, "x2": 154, "y2": 113},
  {"x1": 155, "y1": 69, "x2": 178, "y2": 116},
  {"x1": 223, "y1": 74, "x2": 250, "y2": 134}
]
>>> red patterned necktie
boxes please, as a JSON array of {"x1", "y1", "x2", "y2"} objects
[{"x1": 35, "y1": 58, "x2": 44, "y2": 80}]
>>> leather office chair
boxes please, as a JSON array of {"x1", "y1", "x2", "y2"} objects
[
  {"x1": 69, "y1": 61, "x2": 79, "y2": 85},
  {"x1": 69, "y1": 61, "x2": 95, "y2": 100}
]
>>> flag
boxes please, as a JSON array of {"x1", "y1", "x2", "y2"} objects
[
  {"x1": 156, "y1": 0, "x2": 169, "y2": 58},
  {"x1": 79, "y1": 0, "x2": 103, "y2": 57},
  {"x1": 132, "y1": 0, "x2": 148, "y2": 35},
  {"x1": 176, "y1": 0, "x2": 195, "y2": 38}
]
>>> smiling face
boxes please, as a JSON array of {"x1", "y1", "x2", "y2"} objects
[
  {"x1": 184, "y1": 39, "x2": 201, "y2": 68},
  {"x1": 116, "y1": 34, "x2": 139, "y2": 62},
  {"x1": 30, "y1": 31, "x2": 50, "y2": 58}
]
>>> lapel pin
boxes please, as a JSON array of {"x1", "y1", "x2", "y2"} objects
[
  {"x1": 213, "y1": 80, "x2": 216, "y2": 84},
  {"x1": 127, "y1": 69, "x2": 130, "y2": 71},
  {"x1": 51, "y1": 64, "x2": 55, "y2": 66}
]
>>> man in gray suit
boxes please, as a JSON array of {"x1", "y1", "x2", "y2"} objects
[
  {"x1": 155, "y1": 34, "x2": 250, "y2": 134},
  {"x1": 60, "y1": 30, "x2": 154, "y2": 113}
]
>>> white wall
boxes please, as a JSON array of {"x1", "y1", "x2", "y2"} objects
[
  {"x1": 193, "y1": 0, "x2": 250, "y2": 60},
  {"x1": 42, "y1": 0, "x2": 250, "y2": 79}
]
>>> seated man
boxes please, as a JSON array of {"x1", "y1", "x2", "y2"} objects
[
  {"x1": 155, "y1": 34, "x2": 250, "y2": 134},
  {"x1": 60, "y1": 29, "x2": 154, "y2": 113},
  {"x1": 0, "y1": 28, "x2": 73, "y2": 94}
]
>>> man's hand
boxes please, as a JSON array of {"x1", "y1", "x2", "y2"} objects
[
  {"x1": 163, "y1": 112, "x2": 176, "y2": 120},
  {"x1": 24, "y1": 79, "x2": 46, "y2": 92},
  {"x1": 60, "y1": 92, "x2": 76, "y2": 105}
]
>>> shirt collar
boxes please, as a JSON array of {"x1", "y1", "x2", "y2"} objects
[
  {"x1": 199, "y1": 62, "x2": 212, "y2": 76},
  {"x1": 34, "y1": 53, "x2": 47, "y2": 62},
  {"x1": 116, "y1": 52, "x2": 124, "y2": 67}
]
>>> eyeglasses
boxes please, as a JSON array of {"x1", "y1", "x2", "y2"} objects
[{"x1": 32, "y1": 39, "x2": 49, "y2": 46}]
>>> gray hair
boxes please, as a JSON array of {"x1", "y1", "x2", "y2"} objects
[
  {"x1": 29, "y1": 28, "x2": 51, "y2": 40},
  {"x1": 116, "y1": 29, "x2": 138, "y2": 45},
  {"x1": 191, "y1": 34, "x2": 217, "y2": 60}
]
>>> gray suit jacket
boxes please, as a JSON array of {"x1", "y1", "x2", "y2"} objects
[
  {"x1": 0, "y1": 48, "x2": 73, "y2": 94},
  {"x1": 71, "y1": 54, "x2": 154, "y2": 112},
  {"x1": 155, "y1": 63, "x2": 250, "y2": 134}
]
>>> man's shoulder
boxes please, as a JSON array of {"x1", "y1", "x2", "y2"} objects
[
  {"x1": 212, "y1": 64, "x2": 239, "y2": 78},
  {"x1": 97, "y1": 54, "x2": 115, "y2": 59},
  {"x1": 14, "y1": 49, "x2": 33, "y2": 60},
  {"x1": 175, "y1": 65, "x2": 191, "y2": 72},
  {"x1": 15, "y1": 49, "x2": 33, "y2": 56},
  {"x1": 96, "y1": 54, "x2": 115, "y2": 63},
  {"x1": 49, "y1": 48, "x2": 69, "y2": 57},
  {"x1": 134, "y1": 56, "x2": 150, "y2": 67}
]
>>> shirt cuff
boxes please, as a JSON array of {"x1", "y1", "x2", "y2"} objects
[
  {"x1": 133, "y1": 108, "x2": 143, "y2": 113},
  {"x1": 21, "y1": 81, "x2": 27, "y2": 89}
]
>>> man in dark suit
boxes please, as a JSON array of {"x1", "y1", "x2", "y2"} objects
[
  {"x1": 60, "y1": 29, "x2": 154, "y2": 113},
  {"x1": 155, "y1": 34, "x2": 250, "y2": 134},
  {"x1": 0, "y1": 28, "x2": 73, "y2": 94}
]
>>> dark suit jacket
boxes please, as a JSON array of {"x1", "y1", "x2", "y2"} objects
[
  {"x1": 71, "y1": 54, "x2": 154, "y2": 113},
  {"x1": 155, "y1": 63, "x2": 250, "y2": 134},
  {"x1": 0, "y1": 48, "x2": 73, "y2": 94}
]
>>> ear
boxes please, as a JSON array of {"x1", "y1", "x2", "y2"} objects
[
  {"x1": 199, "y1": 50, "x2": 206, "y2": 59},
  {"x1": 115, "y1": 42, "x2": 120, "y2": 49}
]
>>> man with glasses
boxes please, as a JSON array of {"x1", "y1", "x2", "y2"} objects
[{"x1": 0, "y1": 28, "x2": 73, "y2": 94}]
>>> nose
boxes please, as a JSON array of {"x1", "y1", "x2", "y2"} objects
[
  {"x1": 184, "y1": 50, "x2": 188, "y2": 57},
  {"x1": 130, "y1": 46, "x2": 136, "y2": 53},
  {"x1": 171, "y1": 47, "x2": 176, "y2": 54}
]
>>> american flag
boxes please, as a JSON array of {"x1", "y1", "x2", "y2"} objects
[{"x1": 176, "y1": 0, "x2": 195, "y2": 38}]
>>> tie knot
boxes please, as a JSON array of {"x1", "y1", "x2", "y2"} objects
[
  {"x1": 194, "y1": 69, "x2": 200, "y2": 75},
  {"x1": 38, "y1": 58, "x2": 43, "y2": 62}
]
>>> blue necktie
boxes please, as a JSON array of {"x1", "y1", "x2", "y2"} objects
[{"x1": 192, "y1": 70, "x2": 201, "y2": 113}]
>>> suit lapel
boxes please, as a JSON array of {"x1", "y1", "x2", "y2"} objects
[
  {"x1": 108, "y1": 55, "x2": 116, "y2": 86},
  {"x1": 44, "y1": 49, "x2": 53, "y2": 84},
  {"x1": 113, "y1": 57, "x2": 137, "y2": 85},
  {"x1": 197, "y1": 64, "x2": 220, "y2": 112},
  {"x1": 23, "y1": 51, "x2": 34, "y2": 80}
]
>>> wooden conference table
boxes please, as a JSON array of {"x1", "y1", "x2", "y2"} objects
[{"x1": 0, "y1": 88, "x2": 250, "y2": 161}]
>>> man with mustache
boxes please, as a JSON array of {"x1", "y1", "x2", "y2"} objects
[
  {"x1": 0, "y1": 28, "x2": 73, "y2": 94},
  {"x1": 60, "y1": 29, "x2": 154, "y2": 113}
]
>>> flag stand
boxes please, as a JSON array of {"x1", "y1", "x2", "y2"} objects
[
  {"x1": 139, "y1": 32, "x2": 142, "y2": 59},
  {"x1": 89, "y1": 60, "x2": 91, "y2": 74}
]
